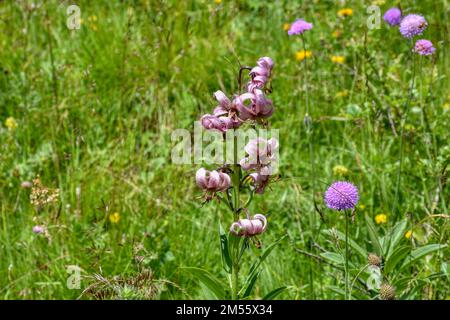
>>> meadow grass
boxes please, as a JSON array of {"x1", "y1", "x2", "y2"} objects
[{"x1": 0, "y1": 0, "x2": 449, "y2": 299}]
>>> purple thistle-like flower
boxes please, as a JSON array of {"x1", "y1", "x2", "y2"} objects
[
  {"x1": 414, "y1": 39, "x2": 436, "y2": 56},
  {"x1": 287, "y1": 19, "x2": 313, "y2": 35},
  {"x1": 324, "y1": 181, "x2": 359, "y2": 211},
  {"x1": 399, "y1": 14, "x2": 428, "y2": 38},
  {"x1": 383, "y1": 7, "x2": 402, "y2": 26}
]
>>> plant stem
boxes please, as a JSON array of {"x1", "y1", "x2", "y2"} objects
[
  {"x1": 231, "y1": 130, "x2": 240, "y2": 300},
  {"x1": 301, "y1": 32, "x2": 316, "y2": 300},
  {"x1": 345, "y1": 210, "x2": 350, "y2": 300},
  {"x1": 231, "y1": 260, "x2": 239, "y2": 300},
  {"x1": 393, "y1": 42, "x2": 416, "y2": 215},
  {"x1": 229, "y1": 65, "x2": 252, "y2": 300}
]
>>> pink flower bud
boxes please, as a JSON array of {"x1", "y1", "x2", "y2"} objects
[
  {"x1": 21, "y1": 181, "x2": 33, "y2": 188},
  {"x1": 32, "y1": 225, "x2": 45, "y2": 234},
  {"x1": 196, "y1": 168, "x2": 231, "y2": 192},
  {"x1": 230, "y1": 214, "x2": 267, "y2": 236}
]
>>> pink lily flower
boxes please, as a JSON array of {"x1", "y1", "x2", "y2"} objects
[
  {"x1": 240, "y1": 138, "x2": 278, "y2": 171},
  {"x1": 196, "y1": 168, "x2": 231, "y2": 192},
  {"x1": 234, "y1": 89, "x2": 274, "y2": 121},
  {"x1": 201, "y1": 91, "x2": 242, "y2": 132},
  {"x1": 247, "y1": 57, "x2": 274, "y2": 93},
  {"x1": 249, "y1": 172, "x2": 271, "y2": 194},
  {"x1": 230, "y1": 214, "x2": 267, "y2": 236}
]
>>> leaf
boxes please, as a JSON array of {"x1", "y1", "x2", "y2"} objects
[
  {"x1": 263, "y1": 286, "x2": 288, "y2": 300},
  {"x1": 322, "y1": 229, "x2": 367, "y2": 258},
  {"x1": 247, "y1": 235, "x2": 287, "y2": 278},
  {"x1": 384, "y1": 245, "x2": 410, "y2": 274},
  {"x1": 400, "y1": 244, "x2": 447, "y2": 270},
  {"x1": 386, "y1": 220, "x2": 408, "y2": 259},
  {"x1": 219, "y1": 223, "x2": 232, "y2": 273},
  {"x1": 181, "y1": 267, "x2": 227, "y2": 299},
  {"x1": 242, "y1": 270, "x2": 261, "y2": 299},
  {"x1": 242, "y1": 235, "x2": 287, "y2": 297},
  {"x1": 365, "y1": 214, "x2": 383, "y2": 256},
  {"x1": 320, "y1": 252, "x2": 344, "y2": 265}
]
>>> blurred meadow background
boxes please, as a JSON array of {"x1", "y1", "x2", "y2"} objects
[{"x1": 0, "y1": 0, "x2": 449, "y2": 299}]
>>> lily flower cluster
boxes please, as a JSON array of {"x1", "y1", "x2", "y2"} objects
[
  {"x1": 196, "y1": 57, "x2": 277, "y2": 238},
  {"x1": 383, "y1": 7, "x2": 436, "y2": 56},
  {"x1": 200, "y1": 57, "x2": 274, "y2": 133}
]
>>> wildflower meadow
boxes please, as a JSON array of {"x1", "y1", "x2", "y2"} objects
[{"x1": 0, "y1": 1, "x2": 449, "y2": 302}]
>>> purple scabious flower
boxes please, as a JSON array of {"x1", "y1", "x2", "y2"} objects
[
  {"x1": 287, "y1": 19, "x2": 313, "y2": 35},
  {"x1": 399, "y1": 14, "x2": 428, "y2": 38},
  {"x1": 414, "y1": 39, "x2": 436, "y2": 55},
  {"x1": 324, "y1": 181, "x2": 359, "y2": 211},
  {"x1": 383, "y1": 7, "x2": 402, "y2": 26}
]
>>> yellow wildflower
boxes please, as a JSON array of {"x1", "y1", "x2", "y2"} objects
[
  {"x1": 358, "y1": 204, "x2": 366, "y2": 211},
  {"x1": 214, "y1": 0, "x2": 222, "y2": 4},
  {"x1": 331, "y1": 55, "x2": 345, "y2": 64},
  {"x1": 333, "y1": 165, "x2": 349, "y2": 176},
  {"x1": 109, "y1": 212, "x2": 121, "y2": 224},
  {"x1": 405, "y1": 230, "x2": 413, "y2": 239},
  {"x1": 283, "y1": 23, "x2": 291, "y2": 31},
  {"x1": 338, "y1": 8, "x2": 353, "y2": 17},
  {"x1": 443, "y1": 103, "x2": 450, "y2": 111},
  {"x1": 5, "y1": 117, "x2": 18, "y2": 131},
  {"x1": 336, "y1": 90, "x2": 349, "y2": 98},
  {"x1": 375, "y1": 214, "x2": 387, "y2": 224},
  {"x1": 88, "y1": 15, "x2": 98, "y2": 22},
  {"x1": 332, "y1": 30, "x2": 342, "y2": 38},
  {"x1": 295, "y1": 50, "x2": 312, "y2": 61}
]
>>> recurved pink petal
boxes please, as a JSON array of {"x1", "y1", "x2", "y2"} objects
[
  {"x1": 196, "y1": 168, "x2": 208, "y2": 189},
  {"x1": 207, "y1": 170, "x2": 221, "y2": 189},
  {"x1": 253, "y1": 214, "x2": 267, "y2": 232},
  {"x1": 218, "y1": 172, "x2": 231, "y2": 191},
  {"x1": 214, "y1": 90, "x2": 231, "y2": 109},
  {"x1": 257, "y1": 57, "x2": 274, "y2": 72},
  {"x1": 250, "y1": 66, "x2": 269, "y2": 77}
]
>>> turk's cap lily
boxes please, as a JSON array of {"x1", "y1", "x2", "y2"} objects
[
  {"x1": 249, "y1": 171, "x2": 271, "y2": 194},
  {"x1": 234, "y1": 89, "x2": 274, "y2": 121},
  {"x1": 240, "y1": 138, "x2": 278, "y2": 171},
  {"x1": 201, "y1": 90, "x2": 242, "y2": 132},
  {"x1": 196, "y1": 168, "x2": 231, "y2": 192},
  {"x1": 200, "y1": 114, "x2": 241, "y2": 133},
  {"x1": 247, "y1": 57, "x2": 274, "y2": 93},
  {"x1": 230, "y1": 214, "x2": 267, "y2": 237}
]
